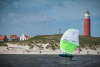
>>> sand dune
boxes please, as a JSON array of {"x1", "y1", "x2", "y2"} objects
[{"x1": 0, "y1": 43, "x2": 100, "y2": 55}]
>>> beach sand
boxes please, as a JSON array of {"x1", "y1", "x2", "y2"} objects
[{"x1": 0, "y1": 43, "x2": 100, "y2": 55}]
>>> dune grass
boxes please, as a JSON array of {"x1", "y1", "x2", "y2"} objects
[{"x1": 1, "y1": 34, "x2": 100, "y2": 50}]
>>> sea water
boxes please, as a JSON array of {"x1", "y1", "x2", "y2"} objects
[{"x1": 0, "y1": 54, "x2": 100, "y2": 67}]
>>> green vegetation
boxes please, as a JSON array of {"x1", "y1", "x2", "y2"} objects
[
  {"x1": 79, "y1": 35, "x2": 100, "y2": 50},
  {"x1": 0, "y1": 34, "x2": 100, "y2": 50},
  {"x1": 0, "y1": 41, "x2": 8, "y2": 46}
]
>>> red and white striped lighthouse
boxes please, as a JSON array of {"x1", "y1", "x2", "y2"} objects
[{"x1": 84, "y1": 9, "x2": 91, "y2": 36}]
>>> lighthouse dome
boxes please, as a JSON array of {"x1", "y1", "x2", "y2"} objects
[{"x1": 85, "y1": 9, "x2": 90, "y2": 18}]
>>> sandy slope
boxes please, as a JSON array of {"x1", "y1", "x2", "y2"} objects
[{"x1": 0, "y1": 43, "x2": 100, "y2": 55}]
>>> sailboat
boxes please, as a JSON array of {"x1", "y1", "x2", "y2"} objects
[{"x1": 59, "y1": 28, "x2": 79, "y2": 60}]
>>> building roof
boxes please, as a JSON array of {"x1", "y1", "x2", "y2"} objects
[
  {"x1": 25, "y1": 35, "x2": 30, "y2": 39},
  {"x1": 10, "y1": 35, "x2": 18, "y2": 39},
  {"x1": 0, "y1": 35, "x2": 5, "y2": 40}
]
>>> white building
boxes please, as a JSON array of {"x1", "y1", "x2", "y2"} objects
[{"x1": 20, "y1": 33, "x2": 26, "y2": 41}]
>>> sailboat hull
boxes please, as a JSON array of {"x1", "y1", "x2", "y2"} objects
[{"x1": 59, "y1": 54, "x2": 73, "y2": 57}]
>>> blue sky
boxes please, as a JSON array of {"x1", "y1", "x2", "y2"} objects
[{"x1": 0, "y1": 0, "x2": 100, "y2": 39}]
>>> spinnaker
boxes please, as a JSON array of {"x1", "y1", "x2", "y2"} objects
[{"x1": 60, "y1": 28, "x2": 79, "y2": 54}]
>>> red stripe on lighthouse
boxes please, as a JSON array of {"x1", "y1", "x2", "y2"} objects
[{"x1": 84, "y1": 18, "x2": 90, "y2": 36}]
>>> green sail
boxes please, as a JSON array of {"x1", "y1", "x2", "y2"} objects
[{"x1": 60, "y1": 28, "x2": 79, "y2": 54}]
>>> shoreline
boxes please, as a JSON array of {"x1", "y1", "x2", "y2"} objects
[
  {"x1": 0, "y1": 47, "x2": 100, "y2": 55},
  {"x1": 0, "y1": 53, "x2": 100, "y2": 55},
  {"x1": 0, "y1": 43, "x2": 100, "y2": 55}
]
